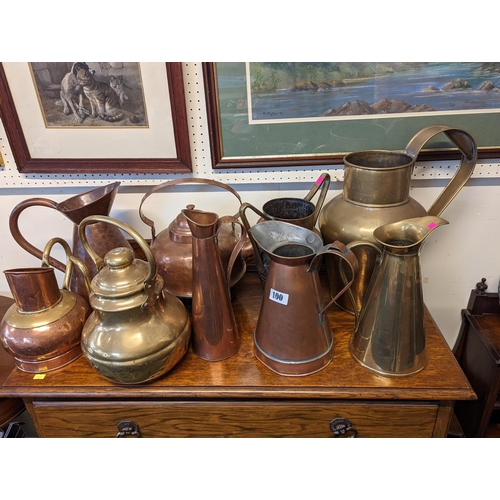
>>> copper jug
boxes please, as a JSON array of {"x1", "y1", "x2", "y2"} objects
[
  {"x1": 249, "y1": 220, "x2": 358, "y2": 376},
  {"x1": 0, "y1": 237, "x2": 91, "y2": 373},
  {"x1": 240, "y1": 172, "x2": 330, "y2": 281},
  {"x1": 9, "y1": 182, "x2": 132, "y2": 300},
  {"x1": 139, "y1": 177, "x2": 252, "y2": 300},
  {"x1": 347, "y1": 216, "x2": 449, "y2": 376},
  {"x1": 79, "y1": 215, "x2": 191, "y2": 385},
  {"x1": 319, "y1": 124, "x2": 477, "y2": 315},
  {"x1": 182, "y1": 207, "x2": 247, "y2": 361}
]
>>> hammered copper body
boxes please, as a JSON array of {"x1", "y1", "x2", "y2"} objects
[
  {"x1": 182, "y1": 208, "x2": 246, "y2": 361},
  {"x1": 9, "y1": 182, "x2": 132, "y2": 300},
  {"x1": 319, "y1": 125, "x2": 477, "y2": 315},
  {"x1": 139, "y1": 177, "x2": 252, "y2": 300},
  {"x1": 0, "y1": 238, "x2": 91, "y2": 373}
]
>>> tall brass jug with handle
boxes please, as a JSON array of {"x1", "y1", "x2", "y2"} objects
[{"x1": 319, "y1": 124, "x2": 477, "y2": 315}]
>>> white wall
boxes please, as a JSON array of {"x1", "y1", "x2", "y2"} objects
[{"x1": 1, "y1": 63, "x2": 500, "y2": 351}]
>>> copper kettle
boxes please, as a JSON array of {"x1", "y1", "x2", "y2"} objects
[
  {"x1": 139, "y1": 177, "x2": 252, "y2": 300},
  {"x1": 79, "y1": 215, "x2": 191, "y2": 385},
  {"x1": 0, "y1": 238, "x2": 91, "y2": 373},
  {"x1": 9, "y1": 182, "x2": 132, "y2": 300}
]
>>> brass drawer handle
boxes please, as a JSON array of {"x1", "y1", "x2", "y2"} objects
[
  {"x1": 330, "y1": 418, "x2": 357, "y2": 438},
  {"x1": 116, "y1": 420, "x2": 141, "y2": 438}
]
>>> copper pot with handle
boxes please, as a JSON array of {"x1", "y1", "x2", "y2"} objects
[{"x1": 139, "y1": 177, "x2": 252, "y2": 300}]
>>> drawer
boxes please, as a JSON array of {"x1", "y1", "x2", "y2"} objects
[{"x1": 31, "y1": 400, "x2": 439, "y2": 437}]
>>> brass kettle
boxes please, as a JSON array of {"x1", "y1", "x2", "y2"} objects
[
  {"x1": 0, "y1": 238, "x2": 91, "y2": 373},
  {"x1": 79, "y1": 215, "x2": 191, "y2": 385},
  {"x1": 139, "y1": 178, "x2": 252, "y2": 300},
  {"x1": 319, "y1": 124, "x2": 477, "y2": 315}
]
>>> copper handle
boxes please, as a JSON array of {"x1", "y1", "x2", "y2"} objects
[
  {"x1": 9, "y1": 197, "x2": 66, "y2": 272},
  {"x1": 138, "y1": 177, "x2": 243, "y2": 240}
]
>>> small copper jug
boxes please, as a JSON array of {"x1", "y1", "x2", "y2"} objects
[
  {"x1": 182, "y1": 207, "x2": 247, "y2": 361},
  {"x1": 249, "y1": 220, "x2": 358, "y2": 376},
  {"x1": 0, "y1": 238, "x2": 91, "y2": 373},
  {"x1": 9, "y1": 182, "x2": 132, "y2": 300},
  {"x1": 240, "y1": 172, "x2": 330, "y2": 281},
  {"x1": 139, "y1": 177, "x2": 252, "y2": 300},
  {"x1": 79, "y1": 215, "x2": 191, "y2": 385}
]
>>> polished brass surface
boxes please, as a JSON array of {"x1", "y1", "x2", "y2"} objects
[
  {"x1": 0, "y1": 238, "x2": 91, "y2": 373},
  {"x1": 9, "y1": 182, "x2": 132, "y2": 300},
  {"x1": 348, "y1": 216, "x2": 449, "y2": 377},
  {"x1": 319, "y1": 125, "x2": 477, "y2": 314},
  {"x1": 240, "y1": 172, "x2": 330, "y2": 281},
  {"x1": 79, "y1": 215, "x2": 191, "y2": 385},
  {"x1": 139, "y1": 177, "x2": 251, "y2": 299},
  {"x1": 183, "y1": 208, "x2": 246, "y2": 361},
  {"x1": 249, "y1": 220, "x2": 358, "y2": 376}
]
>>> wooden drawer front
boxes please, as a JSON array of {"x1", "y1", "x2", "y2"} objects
[{"x1": 32, "y1": 400, "x2": 439, "y2": 438}]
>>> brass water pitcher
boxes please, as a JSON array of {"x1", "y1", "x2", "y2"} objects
[
  {"x1": 319, "y1": 125, "x2": 477, "y2": 315},
  {"x1": 348, "y1": 216, "x2": 449, "y2": 377},
  {"x1": 79, "y1": 215, "x2": 191, "y2": 385}
]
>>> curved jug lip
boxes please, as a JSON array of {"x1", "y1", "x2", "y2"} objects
[{"x1": 58, "y1": 182, "x2": 121, "y2": 224}]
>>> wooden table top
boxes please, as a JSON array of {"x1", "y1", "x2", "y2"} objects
[{"x1": 0, "y1": 271, "x2": 476, "y2": 402}]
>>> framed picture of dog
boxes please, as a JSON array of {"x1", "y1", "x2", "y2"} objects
[{"x1": 0, "y1": 62, "x2": 192, "y2": 174}]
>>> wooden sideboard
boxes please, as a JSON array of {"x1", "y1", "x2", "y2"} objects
[
  {"x1": 453, "y1": 282, "x2": 500, "y2": 437},
  {"x1": 0, "y1": 270, "x2": 475, "y2": 438}
]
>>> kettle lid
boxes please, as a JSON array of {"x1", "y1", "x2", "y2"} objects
[{"x1": 91, "y1": 247, "x2": 150, "y2": 299}]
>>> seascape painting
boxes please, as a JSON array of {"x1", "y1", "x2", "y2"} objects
[
  {"x1": 246, "y1": 62, "x2": 500, "y2": 123},
  {"x1": 30, "y1": 62, "x2": 148, "y2": 128}
]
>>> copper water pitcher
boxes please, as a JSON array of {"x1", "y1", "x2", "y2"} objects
[
  {"x1": 79, "y1": 215, "x2": 191, "y2": 385},
  {"x1": 9, "y1": 182, "x2": 132, "y2": 300},
  {"x1": 249, "y1": 220, "x2": 359, "y2": 376},
  {"x1": 319, "y1": 124, "x2": 477, "y2": 315},
  {"x1": 139, "y1": 177, "x2": 252, "y2": 300},
  {"x1": 0, "y1": 238, "x2": 91, "y2": 373},
  {"x1": 347, "y1": 216, "x2": 449, "y2": 376},
  {"x1": 182, "y1": 207, "x2": 247, "y2": 361}
]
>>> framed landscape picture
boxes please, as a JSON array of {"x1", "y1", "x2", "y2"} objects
[
  {"x1": 204, "y1": 62, "x2": 500, "y2": 168},
  {"x1": 0, "y1": 62, "x2": 192, "y2": 173}
]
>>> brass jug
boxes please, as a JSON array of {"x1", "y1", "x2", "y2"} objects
[
  {"x1": 182, "y1": 207, "x2": 247, "y2": 361},
  {"x1": 240, "y1": 172, "x2": 330, "y2": 281},
  {"x1": 319, "y1": 125, "x2": 477, "y2": 314},
  {"x1": 79, "y1": 215, "x2": 191, "y2": 385},
  {"x1": 0, "y1": 238, "x2": 91, "y2": 373},
  {"x1": 139, "y1": 177, "x2": 252, "y2": 300},
  {"x1": 9, "y1": 182, "x2": 132, "y2": 300},
  {"x1": 348, "y1": 216, "x2": 449, "y2": 376},
  {"x1": 249, "y1": 220, "x2": 358, "y2": 376}
]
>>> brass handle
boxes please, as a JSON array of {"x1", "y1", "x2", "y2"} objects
[
  {"x1": 303, "y1": 172, "x2": 330, "y2": 225},
  {"x1": 330, "y1": 418, "x2": 358, "y2": 438},
  {"x1": 116, "y1": 420, "x2": 141, "y2": 438}
]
